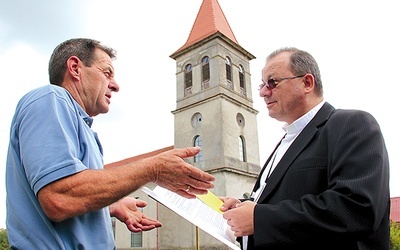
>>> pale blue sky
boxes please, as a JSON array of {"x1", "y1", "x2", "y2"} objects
[{"x1": 1, "y1": 0, "x2": 399, "y2": 228}]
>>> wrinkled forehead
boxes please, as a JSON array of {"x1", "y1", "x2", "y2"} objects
[
  {"x1": 263, "y1": 52, "x2": 292, "y2": 77},
  {"x1": 93, "y1": 49, "x2": 114, "y2": 68}
]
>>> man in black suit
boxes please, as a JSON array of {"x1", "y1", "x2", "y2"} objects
[{"x1": 221, "y1": 47, "x2": 390, "y2": 249}]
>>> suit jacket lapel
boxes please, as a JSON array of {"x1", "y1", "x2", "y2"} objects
[
  {"x1": 252, "y1": 136, "x2": 285, "y2": 193},
  {"x1": 257, "y1": 102, "x2": 335, "y2": 202}
]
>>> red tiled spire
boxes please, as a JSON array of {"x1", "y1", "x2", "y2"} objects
[{"x1": 174, "y1": 0, "x2": 238, "y2": 54}]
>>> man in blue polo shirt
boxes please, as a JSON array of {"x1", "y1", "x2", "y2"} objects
[{"x1": 6, "y1": 38, "x2": 215, "y2": 249}]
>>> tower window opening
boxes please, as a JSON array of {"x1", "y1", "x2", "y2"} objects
[
  {"x1": 184, "y1": 64, "x2": 193, "y2": 95},
  {"x1": 194, "y1": 135, "x2": 203, "y2": 162},
  {"x1": 239, "y1": 135, "x2": 246, "y2": 162},
  {"x1": 202, "y1": 56, "x2": 210, "y2": 89},
  {"x1": 225, "y1": 57, "x2": 233, "y2": 89},
  {"x1": 239, "y1": 64, "x2": 246, "y2": 95}
]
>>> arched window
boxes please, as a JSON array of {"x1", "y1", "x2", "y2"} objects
[
  {"x1": 202, "y1": 56, "x2": 210, "y2": 89},
  {"x1": 225, "y1": 57, "x2": 232, "y2": 87},
  {"x1": 194, "y1": 135, "x2": 203, "y2": 162},
  {"x1": 130, "y1": 207, "x2": 143, "y2": 247},
  {"x1": 239, "y1": 64, "x2": 246, "y2": 95},
  {"x1": 239, "y1": 136, "x2": 246, "y2": 162},
  {"x1": 131, "y1": 228, "x2": 142, "y2": 247},
  {"x1": 184, "y1": 64, "x2": 193, "y2": 96}
]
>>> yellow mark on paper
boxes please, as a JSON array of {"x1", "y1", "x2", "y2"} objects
[{"x1": 197, "y1": 191, "x2": 223, "y2": 214}]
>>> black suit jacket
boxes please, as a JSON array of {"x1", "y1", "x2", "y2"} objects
[{"x1": 245, "y1": 102, "x2": 390, "y2": 249}]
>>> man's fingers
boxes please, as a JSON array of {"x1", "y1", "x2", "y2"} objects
[
  {"x1": 185, "y1": 186, "x2": 208, "y2": 196},
  {"x1": 174, "y1": 189, "x2": 197, "y2": 199},
  {"x1": 172, "y1": 147, "x2": 201, "y2": 159},
  {"x1": 135, "y1": 199, "x2": 147, "y2": 208}
]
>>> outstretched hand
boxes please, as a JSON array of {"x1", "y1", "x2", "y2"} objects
[
  {"x1": 109, "y1": 197, "x2": 162, "y2": 232},
  {"x1": 151, "y1": 147, "x2": 215, "y2": 199}
]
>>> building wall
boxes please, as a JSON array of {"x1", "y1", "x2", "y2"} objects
[{"x1": 391, "y1": 197, "x2": 400, "y2": 222}]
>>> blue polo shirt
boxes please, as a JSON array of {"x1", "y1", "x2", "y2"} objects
[{"x1": 6, "y1": 85, "x2": 115, "y2": 249}]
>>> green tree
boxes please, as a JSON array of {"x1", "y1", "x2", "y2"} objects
[
  {"x1": 391, "y1": 220, "x2": 400, "y2": 250},
  {"x1": 0, "y1": 228, "x2": 9, "y2": 250}
]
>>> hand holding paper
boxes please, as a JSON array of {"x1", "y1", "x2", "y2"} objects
[{"x1": 141, "y1": 186, "x2": 240, "y2": 250}]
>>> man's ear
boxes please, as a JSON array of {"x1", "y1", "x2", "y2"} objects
[
  {"x1": 66, "y1": 56, "x2": 81, "y2": 78},
  {"x1": 303, "y1": 73, "x2": 315, "y2": 94}
]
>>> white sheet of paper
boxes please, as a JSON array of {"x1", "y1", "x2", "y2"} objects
[{"x1": 141, "y1": 186, "x2": 240, "y2": 250}]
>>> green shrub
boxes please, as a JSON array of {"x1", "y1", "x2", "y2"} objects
[
  {"x1": 0, "y1": 228, "x2": 9, "y2": 250},
  {"x1": 391, "y1": 221, "x2": 400, "y2": 250}
]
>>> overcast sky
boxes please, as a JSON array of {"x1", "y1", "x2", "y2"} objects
[{"x1": 1, "y1": 0, "x2": 399, "y2": 229}]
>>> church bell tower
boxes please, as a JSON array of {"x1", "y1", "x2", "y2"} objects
[
  {"x1": 157, "y1": 0, "x2": 261, "y2": 248},
  {"x1": 170, "y1": 0, "x2": 260, "y2": 197}
]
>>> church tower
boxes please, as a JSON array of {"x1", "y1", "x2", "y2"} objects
[
  {"x1": 171, "y1": 0, "x2": 260, "y2": 197},
  {"x1": 112, "y1": 1, "x2": 262, "y2": 249},
  {"x1": 156, "y1": 0, "x2": 261, "y2": 248}
]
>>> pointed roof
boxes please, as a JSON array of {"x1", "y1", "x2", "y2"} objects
[{"x1": 171, "y1": 0, "x2": 241, "y2": 57}]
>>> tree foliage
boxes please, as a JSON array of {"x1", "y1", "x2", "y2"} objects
[
  {"x1": 0, "y1": 228, "x2": 9, "y2": 250},
  {"x1": 392, "y1": 220, "x2": 400, "y2": 250}
]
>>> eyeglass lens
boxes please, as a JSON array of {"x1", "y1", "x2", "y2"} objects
[{"x1": 259, "y1": 79, "x2": 277, "y2": 91}]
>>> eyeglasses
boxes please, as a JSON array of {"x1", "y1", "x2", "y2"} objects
[{"x1": 258, "y1": 74, "x2": 306, "y2": 91}]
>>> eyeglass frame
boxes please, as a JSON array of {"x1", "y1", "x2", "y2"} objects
[{"x1": 258, "y1": 74, "x2": 306, "y2": 91}]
